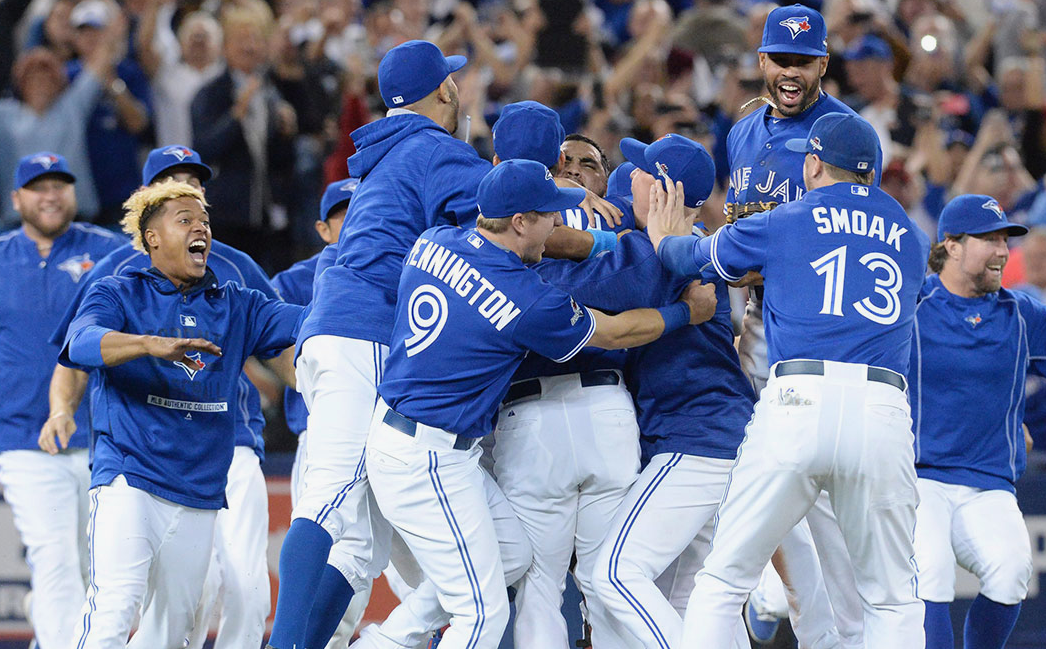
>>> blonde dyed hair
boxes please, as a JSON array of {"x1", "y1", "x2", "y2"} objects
[{"x1": 121, "y1": 179, "x2": 208, "y2": 254}]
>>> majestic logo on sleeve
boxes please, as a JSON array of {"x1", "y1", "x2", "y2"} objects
[
  {"x1": 965, "y1": 313, "x2": 983, "y2": 327},
  {"x1": 982, "y1": 199, "x2": 1005, "y2": 219},
  {"x1": 163, "y1": 146, "x2": 194, "y2": 162},
  {"x1": 174, "y1": 352, "x2": 206, "y2": 379},
  {"x1": 30, "y1": 154, "x2": 59, "y2": 169},
  {"x1": 780, "y1": 16, "x2": 812, "y2": 39},
  {"x1": 57, "y1": 254, "x2": 94, "y2": 282}
]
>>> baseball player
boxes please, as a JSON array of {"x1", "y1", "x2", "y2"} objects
[
  {"x1": 535, "y1": 134, "x2": 757, "y2": 649},
  {"x1": 272, "y1": 177, "x2": 378, "y2": 649},
  {"x1": 647, "y1": 112, "x2": 929, "y2": 648},
  {"x1": 0, "y1": 153, "x2": 124, "y2": 649},
  {"x1": 726, "y1": 5, "x2": 880, "y2": 644},
  {"x1": 910, "y1": 195, "x2": 1040, "y2": 649},
  {"x1": 46, "y1": 145, "x2": 284, "y2": 649},
  {"x1": 268, "y1": 40, "x2": 492, "y2": 649},
  {"x1": 365, "y1": 159, "x2": 714, "y2": 649},
  {"x1": 59, "y1": 180, "x2": 302, "y2": 649}
]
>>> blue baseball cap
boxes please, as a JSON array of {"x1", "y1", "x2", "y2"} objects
[
  {"x1": 619, "y1": 134, "x2": 715, "y2": 208},
  {"x1": 320, "y1": 177, "x2": 358, "y2": 221},
  {"x1": 142, "y1": 145, "x2": 212, "y2": 185},
  {"x1": 478, "y1": 159, "x2": 586, "y2": 219},
  {"x1": 607, "y1": 162, "x2": 636, "y2": 198},
  {"x1": 843, "y1": 34, "x2": 893, "y2": 61},
  {"x1": 785, "y1": 112, "x2": 878, "y2": 174},
  {"x1": 378, "y1": 40, "x2": 467, "y2": 109},
  {"x1": 759, "y1": 4, "x2": 828, "y2": 57},
  {"x1": 14, "y1": 152, "x2": 75, "y2": 188},
  {"x1": 492, "y1": 101, "x2": 565, "y2": 169},
  {"x1": 937, "y1": 194, "x2": 1028, "y2": 241}
]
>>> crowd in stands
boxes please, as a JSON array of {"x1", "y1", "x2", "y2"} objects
[{"x1": 5, "y1": 0, "x2": 1046, "y2": 449}]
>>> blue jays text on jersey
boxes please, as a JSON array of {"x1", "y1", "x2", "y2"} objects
[
  {"x1": 910, "y1": 275, "x2": 1046, "y2": 493},
  {"x1": 300, "y1": 113, "x2": 492, "y2": 350},
  {"x1": 659, "y1": 182, "x2": 929, "y2": 375},
  {"x1": 726, "y1": 93, "x2": 880, "y2": 207},
  {"x1": 559, "y1": 193, "x2": 637, "y2": 232},
  {"x1": 535, "y1": 231, "x2": 754, "y2": 464},
  {"x1": 59, "y1": 268, "x2": 303, "y2": 509},
  {"x1": 379, "y1": 226, "x2": 595, "y2": 440},
  {"x1": 0, "y1": 223, "x2": 124, "y2": 452},
  {"x1": 49, "y1": 240, "x2": 278, "y2": 459}
]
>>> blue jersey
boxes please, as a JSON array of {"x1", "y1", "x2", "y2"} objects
[
  {"x1": 514, "y1": 193, "x2": 635, "y2": 381},
  {"x1": 910, "y1": 275, "x2": 1046, "y2": 492},
  {"x1": 300, "y1": 114, "x2": 491, "y2": 348},
  {"x1": 0, "y1": 224, "x2": 125, "y2": 452},
  {"x1": 536, "y1": 231, "x2": 754, "y2": 463},
  {"x1": 59, "y1": 268, "x2": 302, "y2": 509},
  {"x1": 272, "y1": 252, "x2": 322, "y2": 435},
  {"x1": 726, "y1": 93, "x2": 878, "y2": 207},
  {"x1": 379, "y1": 226, "x2": 595, "y2": 439},
  {"x1": 661, "y1": 183, "x2": 929, "y2": 374},
  {"x1": 49, "y1": 240, "x2": 278, "y2": 459}
]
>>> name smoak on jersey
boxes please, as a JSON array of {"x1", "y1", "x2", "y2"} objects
[
  {"x1": 405, "y1": 237, "x2": 522, "y2": 331},
  {"x1": 811, "y1": 206, "x2": 908, "y2": 252}
]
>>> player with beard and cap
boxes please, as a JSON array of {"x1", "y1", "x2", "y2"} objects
[
  {"x1": 268, "y1": 40, "x2": 492, "y2": 649},
  {"x1": 910, "y1": 195, "x2": 1040, "y2": 649},
  {"x1": 724, "y1": 5, "x2": 881, "y2": 645},
  {"x1": 1, "y1": 153, "x2": 123, "y2": 649}
]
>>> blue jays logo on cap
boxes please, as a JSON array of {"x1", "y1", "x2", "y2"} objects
[
  {"x1": 319, "y1": 177, "x2": 358, "y2": 221},
  {"x1": 982, "y1": 198, "x2": 1005, "y2": 220},
  {"x1": 163, "y1": 147, "x2": 194, "y2": 162},
  {"x1": 31, "y1": 154, "x2": 59, "y2": 169},
  {"x1": 15, "y1": 151, "x2": 75, "y2": 188},
  {"x1": 780, "y1": 16, "x2": 812, "y2": 39}
]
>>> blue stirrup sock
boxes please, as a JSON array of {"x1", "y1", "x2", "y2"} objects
[
  {"x1": 964, "y1": 594, "x2": 1021, "y2": 649},
  {"x1": 923, "y1": 600, "x2": 954, "y2": 649},
  {"x1": 268, "y1": 519, "x2": 334, "y2": 649},
  {"x1": 304, "y1": 565, "x2": 355, "y2": 649}
]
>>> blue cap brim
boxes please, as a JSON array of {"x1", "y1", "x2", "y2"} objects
[
  {"x1": 619, "y1": 138, "x2": 653, "y2": 175},
  {"x1": 758, "y1": 44, "x2": 827, "y2": 57},
  {"x1": 536, "y1": 186, "x2": 587, "y2": 214},
  {"x1": 963, "y1": 223, "x2": 1029, "y2": 237},
  {"x1": 446, "y1": 55, "x2": 467, "y2": 74},
  {"x1": 22, "y1": 170, "x2": 75, "y2": 187},
  {"x1": 784, "y1": 137, "x2": 809, "y2": 154},
  {"x1": 149, "y1": 161, "x2": 212, "y2": 185}
]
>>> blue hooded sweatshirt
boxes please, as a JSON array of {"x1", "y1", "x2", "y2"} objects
[{"x1": 300, "y1": 113, "x2": 491, "y2": 347}]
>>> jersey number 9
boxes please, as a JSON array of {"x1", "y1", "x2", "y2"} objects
[{"x1": 405, "y1": 284, "x2": 448, "y2": 357}]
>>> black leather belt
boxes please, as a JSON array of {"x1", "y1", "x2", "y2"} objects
[
  {"x1": 774, "y1": 360, "x2": 906, "y2": 392},
  {"x1": 503, "y1": 369, "x2": 621, "y2": 406},
  {"x1": 382, "y1": 408, "x2": 478, "y2": 450}
]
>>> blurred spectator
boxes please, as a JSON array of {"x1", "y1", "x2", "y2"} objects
[
  {"x1": 0, "y1": 0, "x2": 33, "y2": 91},
  {"x1": 995, "y1": 56, "x2": 1046, "y2": 179},
  {"x1": 191, "y1": 1, "x2": 297, "y2": 272},
  {"x1": 0, "y1": 28, "x2": 123, "y2": 227},
  {"x1": 1014, "y1": 227, "x2": 1046, "y2": 301},
  {"x1": 20, "y1": 0, "x2": 77, "y2": 62},
  {"x1": 66, "y1": 0, "x2": 153, "y2": 225},
  {"x1": 137, "y1": 3, "x2": 223, "y2": 146},
  {"x1": 954, "y1": 110, "x2": 1042, "y2": 223}
]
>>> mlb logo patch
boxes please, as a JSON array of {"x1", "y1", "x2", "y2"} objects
[
  {"x1": 851, "y1": 186, "x2": 869, "y2": 196},
  {"x1": 392, "y1": 95, "x2": 404, "y2": 105},
  {"x1": 780, "y1": 16, "x2": 811, "y2": 39},
  {"x1": 467, "y1": 233, "x2": 484, "y2": 249},
  {"x1": 857, "y1": 161, "x2": 869, "y2": 170},
  {"x1": 180, "y1": 314, "x2": 197, "y2": 327}
]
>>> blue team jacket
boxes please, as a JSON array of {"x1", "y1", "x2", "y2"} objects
[
  {"x1": 60, "y1": 268, "x2": 303, "y2": 509},
  {"x1": 300, "y1": 113, "x2": 492, "y2": 348}
]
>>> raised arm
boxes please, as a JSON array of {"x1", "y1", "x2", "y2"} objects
[{"x1": 587, "y1": 280, "x2": 716, "y2": 349}]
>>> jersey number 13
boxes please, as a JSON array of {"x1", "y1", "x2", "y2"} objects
[{"x1": 810, "y1": 245, "x2": 903, "y2": 325}]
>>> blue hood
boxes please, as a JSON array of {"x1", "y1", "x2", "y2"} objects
[{"x1": 348, "y1": 114, "x2": 450, "y2": 179}]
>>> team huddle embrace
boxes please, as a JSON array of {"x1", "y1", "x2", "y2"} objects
[{"x1": 3, "y1": 4, "x2": 1040, "y2": 649}]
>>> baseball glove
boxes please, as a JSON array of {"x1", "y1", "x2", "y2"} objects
[{"x1": 724, "y1": 201, "x2": 778, "y2": 223}]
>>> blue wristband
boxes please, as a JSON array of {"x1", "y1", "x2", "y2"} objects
[
  {"x1": 587, "y1": 228, "x2": 618, "y2": 258},
  {"x1": 656, "y1": 302, "x2": 691, "y2": 334}
]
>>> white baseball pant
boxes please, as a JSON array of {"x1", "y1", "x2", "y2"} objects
[
  {"x1": 492, "y1": 372, "x2": 639, "y2": 649},
  {"x1": 293, "y1": 335, "x2": 392, "y2": 589},
  {"x1": 0, "y1": 448, "x2": 89, "y2": 649},
  {"x1": 291, "y1": 429, "x2": 375, "y2": 648},
  {"x1": 913, "y1": 478, "x2": 1032, "y2": 605},
  {"x1": 592, "y1": 453, "x2": 748, "y2": 649},
  {"x1": 75, "y1": 475, "x2": 216, "y2": 649},
  {"x1": 740, "y1": 303, "x2": 864, "y2": 648},
  {"x1": 682, "y1": 361, "x2": 924, "y2": 649},
  {"x1": 366, "y1": 399, "x2": 533, "y2": 649}
]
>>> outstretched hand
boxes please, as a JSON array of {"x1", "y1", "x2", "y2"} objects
[
  {"x1": 144, "y1": 336, "x2": 223, "y2": 368},
  {"x1": 647, "y1": 177, "x2": 691, "y2": 253}
]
